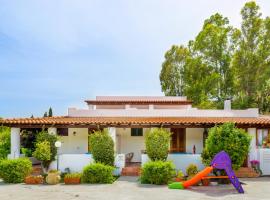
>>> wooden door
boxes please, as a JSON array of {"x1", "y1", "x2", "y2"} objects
[{"x1": 170, "y1": 128, "x2": 186, "y2": 153}]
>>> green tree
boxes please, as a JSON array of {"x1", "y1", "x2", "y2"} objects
[
  {"x1": 48, "y1": 107, "x2": 53, "y2": 117},
  {"x1": 201, "y1": 123, "x2": 251, "y2": 170},
  {"x1": 160, "y1": 1, "x2": 270, "y2": 113},
  {"x1": 88, "y1": 129, "x2": 114, "y2": 166},
  {"x1": 232, "y1": 1, "x2": 265, "y2": 109},
  {"x1": 0, "y1": 126, "x2": 10, "y2": 159},
  {"x1": 33, "y1": 141, "x2": 51, "y2": 171},
  {"x1": 43, "y1": 112, "x2": 48, "y2": 117},
  {"x1": 145, "y1": 128, "x2": 171, "y2": 161}
]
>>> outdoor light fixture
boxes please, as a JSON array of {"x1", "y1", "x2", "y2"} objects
[
  {"x1": 55, "y1": 141, "x2": 62, "y2": 148},
  {"x1": 73, "y1": 131, "x2": 77, "y2": 136},
  {"x1": 55, "y1": 141, "x2": 62, "y2": 170}
]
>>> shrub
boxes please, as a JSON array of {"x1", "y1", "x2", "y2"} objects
[
  {"x1": 65, "y1": 173, "x2": 81, "y2": 179},
  {"x1": 89, "y1": 129, "x2": 114, "y2": 166},
  {"x1": 0, "y1": 158, "x2": 32, "y2": 183},
  {"x1": 140, "y1": 161, "x2": 176, "y2": 185},
  {"x1": 201, "y1": 123, "x2": 251, "y2": 170},
  {"x1": 35, "y1": 131, "x2": 58, "y2": 169},
  {"x1": 21, "y1": 148, "x2": 32, "y2": 157},
  {"x1": 0, "y1": 126, "x2": 10, "y2": 159},
  {"x1": 81, "y1": 163, "x2": 115, "y2": 184},
  {"x1": 186, "y1": 164, "x2": 198, "y2": 177},
  {"x1": 145, "y1": 128, "x2": 171, "y2": 161},
  {"x1": 33, "y1": 141, "x2": 51, "y2": 168}
]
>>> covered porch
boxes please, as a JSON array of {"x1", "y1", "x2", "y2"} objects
[{"x1": 3, "y1": 116, "x2": 270, "y2": 175}]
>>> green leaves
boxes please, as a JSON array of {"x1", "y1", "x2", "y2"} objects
[
  {"x1": 33, "y1": 141, "x2": 51, "y2": 162},
  {"x1": 160, "y1": 1, "x2": 270, "y2": 113},
  {"x1": 141, "y1": 161, "x2": 176, "y2": 185},
  {"x1": 145, "y1": 128, "x2": 171, "y2": 161},
  {"x1": 89, "y1": 129, "x2": 114, "y2": 166},
  {"x1": 82, "y1": 163, "x2": 115, "y2": 184},
  {"x1": 201, "y1": 123, "x2": 251, "y2": 170},
  {"x1": 0, "y1": 126, "x2": 10, "y2": 159},
  {"x1": 0, "y1": 158, "x2": 32, "y2": 183}
]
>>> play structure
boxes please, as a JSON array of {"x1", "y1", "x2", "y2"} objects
[{"x1": 169, "y1": 151, "x2": 244, "y2": 193}]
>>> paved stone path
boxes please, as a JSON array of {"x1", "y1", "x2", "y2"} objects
[{"x1": 0, "y1": 177, "x2": 270, "y2": 200}]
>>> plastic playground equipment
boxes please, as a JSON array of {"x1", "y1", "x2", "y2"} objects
[{"x1": 169, "y1": 151, "x2": 244, "y2": 193}]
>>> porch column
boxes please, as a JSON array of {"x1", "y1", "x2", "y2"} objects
[
  {"x1": 48, "y1": 127, "x2": 57, "y2": 135},
  {"x1": 10, "y1": 127, "x2": 20, "y2": 159},
  {"x1": 108, "y1": 127, "x2": 116, "y2": 151},
  {"x1": 248, "y1": 128, "x2": 257, "y2": 165}
]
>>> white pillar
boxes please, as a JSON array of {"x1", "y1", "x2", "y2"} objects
[
  {"x1": 108, "y1": 127, "x2": 116, "y2": 151},
  {"x1": 248, "y1": 128, "x2": 257, "y2": 165},
  {"x1": 10, "y1": 127, "x2": 20, "y2": 159},
  {"x1": 48, "y1": 127, "x2": 57, "y2": 135}
]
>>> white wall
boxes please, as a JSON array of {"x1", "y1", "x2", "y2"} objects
[
  {"x1": 142, "y1": 154, "x2": 205, "y2": 175},
  {"x1": 59, "y1": 128, "x2": 89, "y2": 154},
  {"x1": 185, "y1": 128, "x2": 204, "y2": 154},
  {"x1": 116, "y1": 128, "x2": 149, "y2": 162}
]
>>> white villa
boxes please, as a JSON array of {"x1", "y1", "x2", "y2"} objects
[{"x1": 1, "y1": 96, "x2": 270, "y2": 175}]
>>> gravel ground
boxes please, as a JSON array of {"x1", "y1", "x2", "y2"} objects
[{"x1": 0, "y1": 177, "x2": 270, "y2": 200}]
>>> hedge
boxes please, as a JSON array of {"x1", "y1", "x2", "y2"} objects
[{"x1": 0, "y1": 158, "x2": 32, "y2": 183}]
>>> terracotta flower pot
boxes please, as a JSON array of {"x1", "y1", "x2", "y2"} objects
[
  {"x1": 175, "y1": 177, "x2": 184, "y2": 182},
  {"x1": 201, "y1": 179, "x2": 210, "y2": 186},
  {"x1": 24, "y1": 175, "x2": 44, "y2": 184},
  {"x1": 64, "y1": 177, "x2": 81, "y2": 184}
]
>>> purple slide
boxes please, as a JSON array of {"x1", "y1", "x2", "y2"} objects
[{"x1": 210, "y1": 151, "x2": 244, "y2": 193}]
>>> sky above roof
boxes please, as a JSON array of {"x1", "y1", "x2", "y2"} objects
[{"x1": 1, "y1": 0, "x2": 270, "y2": 118}]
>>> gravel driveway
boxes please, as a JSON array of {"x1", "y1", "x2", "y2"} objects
[{"x1": 0, "y1": 177, "x2": 270, "y2": 200}]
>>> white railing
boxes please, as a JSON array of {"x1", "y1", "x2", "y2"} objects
[{"x1": 142, "y1": 153, "x2": 205, "y2": 175}]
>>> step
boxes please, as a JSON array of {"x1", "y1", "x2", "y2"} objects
[
  {"x1": 235, "y1": 167, "x2": 259, "y2": 178},
  {"x1": 121, "y1": 166, "x2": 141, "y2": 176}
]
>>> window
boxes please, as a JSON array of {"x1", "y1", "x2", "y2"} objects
[
  {"x1": 57, "y1": 128, "x2": 68, "y2": 136},
  {"x1": 257, "y1": 129, "x2": 270, "y2": 148},
  {"x1": 131, "y1": 128, "x2": 143, "y2": 136}
]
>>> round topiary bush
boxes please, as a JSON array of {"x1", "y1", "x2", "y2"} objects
[
  {"x1": 140, "y1": 161, "x2": 176, "y2": 185},
  {"x1": 35, "y1": 131, "x2": 58, "y2": 169},
  {"x1": 201, "y1": 123, "x2": 251, "y2": 170},
  {"x1": 0, "y1": 158, "x2": 32, "y2": 183},
  {"x1": 33, "y1": 141, "x2": 51, "y2": 171},
  {"x1": 89, "y1": 129, "x2": 114, "y2": 166},
  {"x1": 145, "y1": 128, "x2": 171, "y2": 161},
  {"x1": 81, "y1": 163, "x2": 115, "y2": 184}
]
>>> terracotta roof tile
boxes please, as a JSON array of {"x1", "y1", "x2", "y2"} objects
[{"x1": 1, "y1": 116, "x2": 270, "y2": 126}]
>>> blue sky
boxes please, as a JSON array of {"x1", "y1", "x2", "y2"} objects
[{"x1": 1, "y1": 0, "x2": 270, "y2": 117}]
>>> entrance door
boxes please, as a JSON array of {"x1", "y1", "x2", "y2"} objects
[{"x1": 170, "y1": 128, "x2": 186, "y2": 153}]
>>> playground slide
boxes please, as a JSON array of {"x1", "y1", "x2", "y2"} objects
[
  {"x1": 182, "y1": 166, "x2": 213, "y2": 188},
  {"x1": 169, "y1": 151, "x2": 244, "y2": 193}
]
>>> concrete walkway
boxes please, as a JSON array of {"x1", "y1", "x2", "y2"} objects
[{"x1": 0, "y1": 177, "x2": 270, "y2": 200}]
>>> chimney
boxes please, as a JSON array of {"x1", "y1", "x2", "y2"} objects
[{"x1": 224, "y1": 100, "x2": 231, "y2": 110}]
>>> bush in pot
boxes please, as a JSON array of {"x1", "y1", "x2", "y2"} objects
[
  {"x1": 145, "y1": 128, "x2": 171, "y2": 161},
  {"x1": 64, "y1": 173, "x2": 81, "y2": 184},
  {"x1": 0, "y1": 158, "x2": 32, "y2": 183},
  {"x1": 82, "y1": 163, "x2": 115, "y2": 184},
  {"x1": 88, "y1": 129, "x2": 114, "y2": 166},
  {"x1": 140, "y1": 161, "x2": 176, "y2": 185}
]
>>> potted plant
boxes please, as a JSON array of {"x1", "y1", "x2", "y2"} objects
[
  {"x1": 175, "y1": 170, "x2": 184, "y2": 182},
  {"x1": 25, "y1": 175, "x2": 44, "y2": 184},
  {"x1": 64, "y1": 173, "x2": 81, "y2": 184},
  {"x1": 186, "y1": 164, "x2": 200, "y2": 185},
  {"x1": 46, "y1": 170, "x2": 61, "y2": 185}
]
